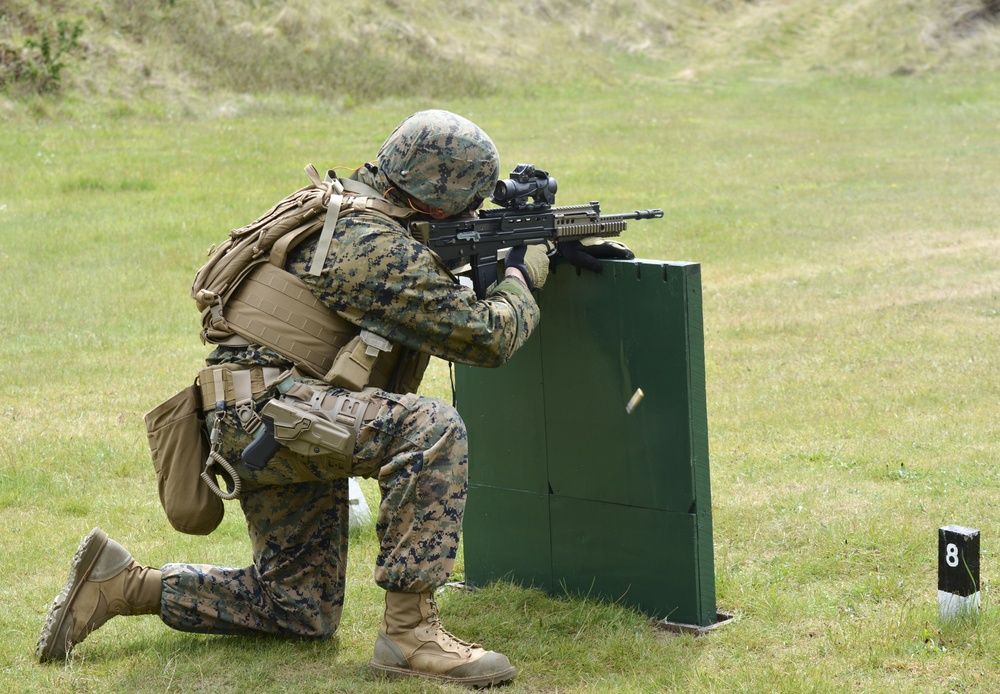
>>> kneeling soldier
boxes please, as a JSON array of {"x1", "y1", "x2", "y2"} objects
[{"x1": 37, "y1": 110, "x2": 559, "y2": 687}]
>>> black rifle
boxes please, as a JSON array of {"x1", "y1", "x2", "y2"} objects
[{"x1": 409, "y1": 164, "x2": 664, "y2": 299}]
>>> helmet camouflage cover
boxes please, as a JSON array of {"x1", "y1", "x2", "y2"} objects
[{"x1": 377, "y1": 110, "x2": 500, "y2": 217}]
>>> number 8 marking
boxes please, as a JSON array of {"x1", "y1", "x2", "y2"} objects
[{"x1": 946, "y1": 543, "x2": 960, "y2": 568}]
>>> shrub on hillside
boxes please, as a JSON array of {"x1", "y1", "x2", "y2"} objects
[{"x1": 0, "y1": 18, "x2": 83, "y2": 94}]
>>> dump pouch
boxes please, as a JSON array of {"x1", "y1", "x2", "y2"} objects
[{"x1": 143, "y1": 384, "x2": 225, "y2": 535}]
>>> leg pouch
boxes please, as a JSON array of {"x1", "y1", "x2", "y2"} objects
[{"x1": 144, "y1": 384, "x2": 225, "y2": 535}]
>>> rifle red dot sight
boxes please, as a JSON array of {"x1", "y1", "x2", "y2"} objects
[{"x1": 491, "y1": 164, "x2": 558, "y2": 208}]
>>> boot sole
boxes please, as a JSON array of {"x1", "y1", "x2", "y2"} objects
[
  {"x1": 370, "y1": 661, "x2": 516, "y2": 688},
  {"x1": 36, "y1": 527, "x2": 109, "y2": 663}
]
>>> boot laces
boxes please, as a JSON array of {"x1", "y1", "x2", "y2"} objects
[{"x1": 424, "y1": 596, "x2": 481, "y2": 651}]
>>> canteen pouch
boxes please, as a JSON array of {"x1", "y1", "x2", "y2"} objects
[{"x1": 144, "y1": 384, "x2": 224, "y2": 535}]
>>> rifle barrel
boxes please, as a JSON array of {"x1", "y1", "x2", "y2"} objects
[{"x1": 604, "y1": 209, "x2": 664, "y2": 221}]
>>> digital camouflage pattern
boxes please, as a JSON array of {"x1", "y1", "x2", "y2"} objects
[
  {"x1": 376, "y1": 109, "x2": 500, "y2": 217},
  {"x1": 208, "y1": 175, "x2": 540, "y2": 371},
  {"x1": 162, "y1": 387, "x2": 469, "y2": 636},
  {"x1": 172, "y1": 160, "x2": 540, "y2": 638},
  {"x1": 293, "y1": 212, "x2": 539, "y2": 367}
]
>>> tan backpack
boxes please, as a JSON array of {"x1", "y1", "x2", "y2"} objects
[{"x1": 190, "y1": 165, "x2": 419, "y2": 383}]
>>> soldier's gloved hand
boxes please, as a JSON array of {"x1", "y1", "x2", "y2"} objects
[
  {"x1": 505, "y1": 243, "x2": 550, "y2": 291},
  {"x1": 555, "y1": 237, "x2": 635, "y2": 273}
]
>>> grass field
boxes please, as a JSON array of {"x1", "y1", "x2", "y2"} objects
[{"x1": 2, "y1": 50, "x2": 1000, "y2": 694}]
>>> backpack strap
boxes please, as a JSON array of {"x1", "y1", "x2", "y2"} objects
[
  {"x1": 332, "y1": 168, "x2": 416, "y2": 221},
  {"x1": 300, "y1": 165, "x2": 416, "y2": 276},
  {"x1": 338, "y1": 176, "x2": 384, "y2": 198},
  {"x1": 308, "y1": 175, "x2": 346, "y2": 276}
]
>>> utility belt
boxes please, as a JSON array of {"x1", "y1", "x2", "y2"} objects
[
  {"x1": 196, "y1": 364, "x2": 378, "y2": 499},
  {"x1": 197, "y1": 364, "x2": 286, "y2": 431}
]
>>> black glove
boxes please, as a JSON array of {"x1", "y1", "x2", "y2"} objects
[
  {"x1": 505, "y1": 243, "x2": 550, "y2": 291},
  {"x1": 555, "y1": 237, "x2": 635, "y2": 273}
]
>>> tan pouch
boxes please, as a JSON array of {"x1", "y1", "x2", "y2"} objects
[
  {"x1": 325, "y1": 330, "x2": 394, "y2": 391},
  {"x1": 143, "y1": 384, "x2": 224, "y2": 535}
]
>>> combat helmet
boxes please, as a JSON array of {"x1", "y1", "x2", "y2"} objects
[{"x1": 377, "y1": 110, "x2": 500, "y2": 217}]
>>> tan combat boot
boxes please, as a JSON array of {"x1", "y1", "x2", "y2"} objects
[
  {"x1": 36, "y1": 527, "x2": 162, "y2": 662},
  {"x1": 370, "y1": 591, "x2": 516, "y2": 687}
]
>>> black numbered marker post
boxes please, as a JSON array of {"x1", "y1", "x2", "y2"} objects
[{"x1": 938, "y1": 525, "x2": 980, "y2": 622}]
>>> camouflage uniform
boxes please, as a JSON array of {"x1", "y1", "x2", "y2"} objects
[{"x1": 160, "y1": 170, "x2": 540, "y2": 638}]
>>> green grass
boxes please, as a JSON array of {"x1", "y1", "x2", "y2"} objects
[{"x1": 2, "y1": 63, "x2": 1000, "y2": 691}]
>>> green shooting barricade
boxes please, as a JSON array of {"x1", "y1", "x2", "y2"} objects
[{"x1": 455, "y1": 259, "x2": 720, "y2": 629}]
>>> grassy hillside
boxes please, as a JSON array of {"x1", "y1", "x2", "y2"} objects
[{"x1": 2, "y1": 0, "x2": 1000, "y2": 117}]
